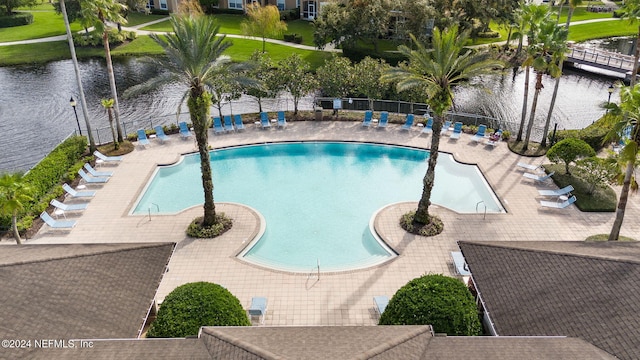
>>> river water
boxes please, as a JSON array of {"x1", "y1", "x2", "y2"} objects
[{"x1": 0, "y1": 56, "x2": 621, "y2": 172}]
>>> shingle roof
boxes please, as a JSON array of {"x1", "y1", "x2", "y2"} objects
[
  {"x1": 0, "y1": 243, "x2": 174, "y2": 340},
  {"x1": 458, "y1": 241, "x2": 640, "y2": 360}
]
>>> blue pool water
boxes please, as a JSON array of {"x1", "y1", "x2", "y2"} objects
[{"x1": 133, "y1": 142, "x2": 504, "y2": 272}]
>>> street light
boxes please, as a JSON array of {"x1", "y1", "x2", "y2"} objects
[
  {"x1": 69, "y1": 96, "x2": 82, "y2": 135},
  {"x1": 606, "y1": 85, "x2": 614, "y2": 114}
]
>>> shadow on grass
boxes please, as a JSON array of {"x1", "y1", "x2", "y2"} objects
[{"x1": 507, "y1": 140, "x2": 548, "y2": 157}]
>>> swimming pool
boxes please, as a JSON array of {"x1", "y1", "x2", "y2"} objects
[{"x1": 133, "y1": 142, "x2": 504, "y2": 272}]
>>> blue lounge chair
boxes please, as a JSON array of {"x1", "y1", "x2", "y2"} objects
[
  {"x1": 373, "y1": 296, "x2": 389, "y2": 316},
  {"x1": 40, "y1": 211, "x2": 76, "y2": 229},
  {"x1": 538, "y1": 185, "x2": 574, "y2": 197},
  {"x1": 449, "y1": 122, "x2": 463, "y2": 140},
  {"x1": 451, "y1": 251, "x2": 471, "y2": 276},
  {"x1": 78, "y1": 169, "x2": 109, "y2": 184},
  {"x1": 277, "y1": 111, "x2": 286, "y2": 128},
  {"x1": 93, "y1": 150, "x2": 122, "y2": 162},
  {"x1": 50, "y1": 199, "x2": 88, "y2": 212},
  {"x1": 362, "y1": 110, "x2": 373, "y2": 127},
  {"x1": 248, "y1": 297, "x2": 268, "y2": 324},
  {"x1": 523, "y1": 171, "x2": 555, "y2": 182},
  {"x1": 62, "y1": 183, "x2": 96, "y2": 198},
  {"x1": 154, "y1": 126, "x2": 169, "y2": 143},
  {"x1": 179, "y1": 121, "x2": 193, "y2": 139},
  {"x1": 84, "y1": 163, "x2": 113, "y2": 177},
  {"x1": 223, "y1": 115, "x2": 235, "y2": 132},
  {"x1": 401, "y1": 114, "x2": 414, "y2": 130},
  {"x1": 260, "y1": 112, "x2": 271, "y2": 129},
  {"x1": 421, "y1": 117, "x2": 433, "y2": 135},
  {"x1": 440, "y1": 120, "x2": 452, "y2": 135},
  {"x1": 137, "y1": 129, "x2": 150, "y2": 147},
  {"x1": 471, "y1": 124, "x2": 487, "y2": 142},
  {"x1": 540, "y1": 195, "x2": 577, "y2": 209},
  {"x1": 233, "y1": 114, "x2": 246, "y2": 131},
  {"x1": 212, "y1": 117, "x2": 225, "y2": 134},
  {"x1": 377, "y1": 111, "x2": 388, "y2": 128}
]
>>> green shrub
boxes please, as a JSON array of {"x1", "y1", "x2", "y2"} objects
[
  {"x1": 551, "y1": 115, "x2": 611, "y2": 151},
  {"x1": 477, "y1": 31, "x2": 500, "y2": 38},
  {"x1": 0, "y1": 12, "x2": 34, "y2": 28},
  {"x1": 280, "y1": 8, "x2": 300, "y2": 21},
  {"x1": 151, "y1": 8, "x2": 170, "y2": 15},
  {"x1": 544, "y1": 163, "x2": 617, "y2": 212},
  {"x1": 186, "y1": 214, "x2": 233, "y2": 238},
  {"x1": 73, "y1": 29, "x2": 136, "y2": 47},
  {"x1": 283, "y1": 33, "x2": 303, "y2": 44},
  {"x1": 547, "y1": 138, "x2": 596, "y2": 175},
  {"x1": 399, "y1": 211, "x2": 444, "y2": 237},
  {"x1": 379, "y1": 274, "x2": 482, "y2": 336},
  {"x1": 342, "y1": 46, "x2": 407, "y2": 66},
  {"x1": 147, "y1": 282, "x2": 250, "y2": 338}
]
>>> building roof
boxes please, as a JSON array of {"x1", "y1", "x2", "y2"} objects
[
  {"x1": 458, "y1": 241, "x2": 640, "y2": 360},
  {"x1": 0, "y1": 243, "x2": 174, "y2": 340}
]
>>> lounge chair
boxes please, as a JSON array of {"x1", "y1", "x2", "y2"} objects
[
  {"x1": 154, "y1": 126, "x2": 169, "y2": 143},
  {"x1": 248, "y1": 297, "x2": 268, "y2": 324},
  {"x1": 471, "y1": 124, "x2": 487, "y2": 142},
  {"x1": 223, "y1": 115, "x2": 235, "y2": 132},
  {"x1": 40, "y1": 211, "x2": 76, "y2": 229},
  {"x1": 449, "y1": 122, "x2": 463, "y2": 140},
  {"x1": 540, "y1": 195, "x2": 577, "y2": 209},
  {"x1": 50, "y1": 199, "x2": 88, "y2": 212},
  {"x1": 179, "y1": 121, "x2": 193, "y2": 139},
  {"x1": 440, "y1": 120, "x2": 452, "y2": 135},
  {"x1": 93, "y1": 150, "x2": 122, "y2": 162},
  {"x1": 78, "y1": 169, "x2": 109, "y2": 184},
  {"x1": 277, "y1": 111, "x2": 287, "y2": 128},
  {"x1": 421, "y1": 117, "x2": 433, "y2": 135},
  {"x1": 516, "y1": 162, "x2": 544, "y2": 172},
  {"x1": 373, "y1": 295, "x2": 389, "y2": 316},
  {"x1": 84, "y1": 163, "x2": 113, "y2": 177},
  {"x1": 451, "y1": 251, "x2": 471, "y2": 276},
  {"x1": 401, "y1": 114, "x2": 414, "y2": 130},
  {"x1": 485, "y1": 130, "x2": 501, "y2": 147},
  {"x1": 523, "y1": 171, "x2": 555, "y2": 182},
  {"x1": 233, "y1": 114, "x2": 246, "y2": 131},
  {"x1": 212, "y1": 117, "x2": 225, "y2": 134},
  {"x1": 362, "y1": 110, "x2": 373, "y2": 127},
  {"x1": 260, "y1": 112, "x2": 271, "y2": 129},
  {"x1": 137, "y1": 129, "x2": 150, "y2": 147},
  {"x1": 538, "y1": 185, "x2": 574, "y2": 197},
  {"x1": 377, "y1": 111, "x2": 388, "y2": 128},
  {"x1": 62, "y1": 183, "x2": 96, "y2": 198}
]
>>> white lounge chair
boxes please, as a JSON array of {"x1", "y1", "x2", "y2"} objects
[
  {"x1": 62, "y1": 183, "x2": 96, "y2": 198},
  {"x1": 451, "y1": 251, "x2": 471, "y2": 276},
  {"x1": 538, "y1": 185, "x2": 574, "y2": 197},
  {"x1": 374, "y1": 296, "x2": 389, "y2": 316},
  {"x1": 523, "y1": 171, "x2": 555, "y2": 182},
  {"x1": 94, "y1": 150, "x2": 122, "y2": 162},
  {"x1": 248, "y1": 297, "x2": 267, "y2": 324},
  {"x1": 78, "y1": 169, "x2": 109, "y2": 184},
  {"x1": 84, "y1": 163, "x2": 113, "y2": 177},
  {"x1": 40, "y1": 211, "x2": 76, "y2": 229},
  {"x1": 540, "y1": 195, "x2": 577, "y2": 209},
  {"x1": 50, "y1": 199, "x2": 88, "y2": 212},
  {"x1": 516, "y1": 162, "x2": 544, "y2": 172}
]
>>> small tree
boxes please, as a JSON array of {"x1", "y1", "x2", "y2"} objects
[
  {"x1": 100, "y1": 98, "x2": 119, "y2": 150},
  {"x1": 147, "y1": 282, "x2": 250, "y2": 338},
  {"x1": 574, "y1": 157, "x2": 618, "y2": 194},
  {"x1": 276, "y1": 54, "x2": 318, "y2": 115},
  {"x1": 1, "y1": 0, "x2": 38, "y2": 16},
  {"x1": 353, "y1": 57, "x2": 389, "y2": 110},
  {"x1": 241, "y1": 3, "x2": 287, "y2": 53},
  {"x1": 0, "y1": 173, "x2": 33, "y2": 245},
  {"x1": 547, "y1": 138, "x2": 596, "y2": 175},
  {"x1": 316, "y1": 54, "x2": 354, "y2": 99},
  {"x1": 379, "y1": 274, "x2": 482, "y2": 336},
  {"x1": 243, "y1": 50, "x2": 277, "y2": 113}
]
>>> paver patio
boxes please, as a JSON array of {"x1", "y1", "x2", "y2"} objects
[{"x1": 23, "y1": 120, "x2": 640, "y2": 327}]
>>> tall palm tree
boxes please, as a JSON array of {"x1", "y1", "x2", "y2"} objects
[
  {"x1": 620, "y1": 0, "x2": 640, "y2": 87},
  {"x1": 604, "y1": 84, "x2": 640, "y2": 240},
  {"x1": 522, "y1": 20, "x2": 568, "y2": 151},
  {"x1": 0, "y1": 173, "x2": 33, "y2": 245},
  {"x1": 80, "y1": 0, "x2": 126, "y2": 142},
  {"x1": 382, "y1": 27, "x2": 502, "y2": 226},
  {"x1": 125, "y1": 14, "x2": 250, "y2": 227}
]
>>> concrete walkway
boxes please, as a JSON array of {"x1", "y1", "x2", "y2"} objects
[{"x1": 14, "y1": 120, "x2": 639, "y2": 326}]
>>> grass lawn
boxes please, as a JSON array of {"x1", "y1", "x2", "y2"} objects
[
  {"x1": 569, "y1": 19, "x2": 637, "y2": 42},
  {"x1": 0, "y1": 10, "x2": 82, "y2": 42},
  {"x1": 284, "y1": 20, "x2": 315, "y2": 46},
  {"x1": 125, "y1": 12, "x2": 169, "y2": 27},
  {"x1": 554, "y1": 6, "x2": 615, "y2": 23},
  {"x1": 15, "y1": 1, "x2": 56, "y2": 11},
  {"x1": 544, "y1": 164, "x2": 617, "y2": 212}
]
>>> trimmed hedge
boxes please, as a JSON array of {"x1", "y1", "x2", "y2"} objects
[
  {"x1": 0, "y1": 12, "x2": 33, "y2": 28},
  {"x1": 73, "y1": 29, "x2": 137, "y2": 47},
  {"x1": 379, "y1": 274, "x2": 482, "y2": 336},
  {"x1": 147, "y1": 282, "x2": 250, "y2": 338},
  {"x1": 150, "y1": 8, "x2": 170, "y2": 15},
  {"x1": 342, "y1": 46, "x2": 407, "y2": 66},
  {"x1": 284, "y1": 33, "x2": 303, "y2": 44}
]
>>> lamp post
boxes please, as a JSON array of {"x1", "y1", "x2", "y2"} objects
[
  {"x1": 606, "y1": 85, "x2": 614, "y2": 114},
  {"x1": 69, "y1": 97, "x2": 82, "y2": 135}
]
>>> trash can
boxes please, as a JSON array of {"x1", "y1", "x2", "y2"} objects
[{"x1": 315, "y1": 109, "x2": 323, "y2": 121}]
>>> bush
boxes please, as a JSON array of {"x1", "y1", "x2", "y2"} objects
[
  {"x1": 551, "y1": 115, "x2": 611, "y2": 151},
  {"x1": 150, "y1": 8, "x2": 170, "y2": 15},
  {"x1": 342, "y1": 45, "x2": 407, "y2": 67},
  {"x1": 283, "y1": 33, "x2": 303, "y2": 44},
  {"x1": 399, "y1": 211, "x2": 444, "y2": 237},
  {"x1": 73, "y1": 29, "x2": 137, "y2": 47},
  {"x1": 547, "y1": 138, "x2": 596, "y2": 175},
  {"x1": 280, "y1": 8, "x2": 300, "y2": 21},
  {"x1": 186, "y1": 214, "x2": 233, "y2": 238},
  {"x1": 147, "y1": 282, "x2": 250, "y2": 338},
  {"x1": 477, "y1": 31, "x2": 500, "y2": 38},
  {"x1": 379, "y1": 274, "x2": 482, "y2": 336},
  {"x1": 0, "y1": 12, "x2": 33, "y2": 28}
]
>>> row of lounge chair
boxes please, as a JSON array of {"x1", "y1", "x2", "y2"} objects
[
  {"x1": 517, "y1": 162, "x2": 576, "y2": 209},
  {"x1": 137, "y1": 122, "x2": 193, "y2": 147},
  {"x1": 214, "y1": 114, "x2": 247, "y2": 134}
]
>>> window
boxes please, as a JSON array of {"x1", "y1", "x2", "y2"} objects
[
  {"x1": 277, "y1": 0, "x2": 285, "y2": 10},
  {"x1": 147, "y1": 0, "x2": 154, "y2": 8},
  {"x1": 159, "y1": 0, "x2": 167, "y2": 9},
  {"x1": 229, "y1": 0, "x2": 242, "y2": 9}
]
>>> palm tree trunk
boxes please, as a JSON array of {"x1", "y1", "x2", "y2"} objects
[
  {"x1": 102, "y1": 30, "x2": 124, "y2": 143},
  {"x1": 630, "y1": 26, "x2": 640, "y2": 87},
  {"x1": 415, "y1": 114, "x2": 444, "y2": 224},
  {"x1": 557, "y1": 2, "x2": 565, "y2": 24},
  {"x1": 107, "y1": 107, "x2": 118, "y2": 149},
  {"x1": 523, "y1": 72, "x2": 543, "y2": 151},
  {"x1": 517, "y1": 66, "x2": 530, "y2": 142},
  {"x1": 504, "y1": 26, "x2": 513, "y2": 50},
  {"x1": 11, "y1": 214, "x2": 22, "y2": 245},
  {"x1": 542, "y1": 61, "x2": 564, "y2": 148},
  {"x1": 609, "y1": 159, "x2": 634, "y2": 240}
]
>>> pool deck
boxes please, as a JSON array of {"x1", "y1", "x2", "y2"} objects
[{"x1": 21, "y1": 120, "x2": 640, "y2": 326}]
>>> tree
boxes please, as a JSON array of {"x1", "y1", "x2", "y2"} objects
[
  {"x1": 379, "y1": 274, "x2": 482, "y2": 336},
  {"x1": 0, "y1": 0, "x2": 37, "y2": 16},
  {"x1": 574, "y1": 157, "x2": 618, "y2": 194},
  {"x1": 241, "y1": 3, "x2": 287, "y2": 53},
  {"x1": 100, "y1": 98, "x2": 118, "y2": 150},
  {"x1": 619, "y1": 0, "x2": 640, "y2": 87},
  {"x1": 0, "y1": 173, "x2": 32, "y2": 245},
  {"x1": 147, "y1": 282, "x2": 250, "y2": 338},
  {"x1": 382, "y1": 27, "x2": 501, "y2": 230},
  {"x1": 125, "y1": 15, "x2": 248, "y2": 228},
  {"x1": 316, "y1": 54, "x2": 354, "y2": 99},
  {"x1": 243, "y1": 50, "x2": 276, "y2": 113},
  {"x1": 546, "y1": 138, "x2": 595, "y2": 175},
  {"x1": 353, "y1": 57, "x2": 389, "y2": 110},
  {"x1": 521, "y1": 19, "x2": 568, "y2": 152},
  {"x1": 275, "y1": 54, "x2": 319, "y2": 115},
  {"x1": 80, "y1": 0, "x2": 127, "y2": 143}
]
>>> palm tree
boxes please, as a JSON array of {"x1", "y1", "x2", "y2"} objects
[
  {"x1": 522, "y1": 20, "x2": 568, "y2": 151},
  {"x1": 101, "y1": 98, "x2": 118, "y2": 150},
  {"x1": 80, "y1": 0, "x2": 126, "y2": 142},
  {"x1": 604, "y1": 84, "x2": 640, "y2": 240},
  {"x1": 0, "y1": 173, "x2": 33, "y2": 245},
  {"x1": 382, "y1": 27, "x2": 502, "y2": 226},
  {"x1": 125, "y1": 15, "x2": 250, "y2": 227},
  {"x1": 620, "y1": 0, "x2": 640, "y2": 86}
]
